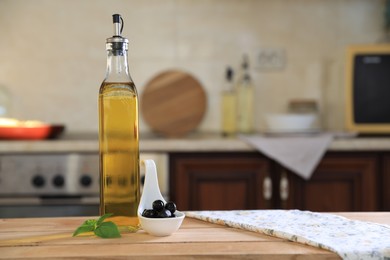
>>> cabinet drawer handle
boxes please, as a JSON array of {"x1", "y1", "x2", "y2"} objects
[
  {"x1": 263, "y1": 176, "x2": 272, "y2": 200},
  {"x1": 280, "y1": 171, "x2": 289, "y2": 201}
]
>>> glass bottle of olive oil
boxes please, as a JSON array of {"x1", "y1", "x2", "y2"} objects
[
  {"x1": 221, "y1": 67, "x2": 237, "y2": 136},
  {"x1": 99, "y1": 14, "x2": 140, "y2": 229},
  {"x1": 237, "y1": 55, "x2": 254, "y2": 134}
]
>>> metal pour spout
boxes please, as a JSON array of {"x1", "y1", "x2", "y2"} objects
[{"x1": 112, "y1": 14, "x2": 123, "y2": 37}]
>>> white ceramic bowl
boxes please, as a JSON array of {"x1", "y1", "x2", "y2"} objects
[
  {"x1": 138, "y1": 159, "x2": 185, "y2": 236},
  {"x1": 265, "y1": 113, "x2": 316, "y2": 132},
  {"x1": 138, "y1": 211, "x2": 185, "y2": 237}
]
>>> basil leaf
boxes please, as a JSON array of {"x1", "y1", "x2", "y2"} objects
[
  {"x1": 72, "y1": 224, "x2": 95, "y2": 237},
  {"x1": 73, "y1": 214, "x2": 121, "y2": 239},
  {"x1": 94, "y1": 221, "x2": 121, "y2": 238},
  {"x1": 84, "y1": 219, "x2": 97, "y2": 226},
  {"x1": 97, "y1": 213, "x2": 113, "y2": 226}
]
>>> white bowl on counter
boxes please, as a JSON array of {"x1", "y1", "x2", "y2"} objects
[
  {"x1": 265, "y1": 113, "x2": 317, "y2": 133},
  {"x1": 138, "y1": 159, "x2": 185, "y2": 237}
]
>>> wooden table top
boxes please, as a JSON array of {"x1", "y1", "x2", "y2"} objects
[{"x1": 0, "y1": 212, "x2": 389, "y2": 259}]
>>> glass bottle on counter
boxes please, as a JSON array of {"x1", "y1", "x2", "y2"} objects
[
  {"x1": 221, "y1": 67, "x2": 237, "y2": 136},
  {"x1": 98, "y1": 14, "x2": 140, "y2": 229},
  {"x1": 236, "y1": 54, "x2": 254, "y2": 134}
]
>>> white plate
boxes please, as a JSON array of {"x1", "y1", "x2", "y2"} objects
[{"x1": 263, "y1": 128, "x2": 321, "y2": 136}]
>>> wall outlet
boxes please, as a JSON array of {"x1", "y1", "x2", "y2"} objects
[{"x1": 256, "y1": 48, "x2": 286, "y2": 71}]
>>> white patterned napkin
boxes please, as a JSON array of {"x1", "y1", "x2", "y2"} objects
[
  {"x1": 186, "y1": 210, "x2": 390, "y2": 260},
  {"x1": 239, "y1": 134, "x2": 333, "y2": 180}
]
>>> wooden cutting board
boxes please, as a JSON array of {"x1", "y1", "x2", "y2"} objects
[
  {"x1": 0, "y1": 213, "x2": 387, "y2": 259},
  {"x1": 141, "y1": 70, "x2": 207, "y2": 137}
]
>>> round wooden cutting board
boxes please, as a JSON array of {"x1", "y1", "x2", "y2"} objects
[{"x1": 141, "y1": 70, "x2": 207, "y2": 137}]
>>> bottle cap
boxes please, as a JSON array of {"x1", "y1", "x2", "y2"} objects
[
  {"x1": 226, "y1": 67, "x2": 233, "y2": 81},
  {"x1": 106, "y1": 14, "x2": 128, "y2": 50}
]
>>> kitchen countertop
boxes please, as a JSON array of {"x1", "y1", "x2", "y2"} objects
[
  {"x1": 0, "y1": 212, "x2": 389, "y2": 259},
  {"x1": 1, "y1": 132, "x2": 390, "y2": 153}
]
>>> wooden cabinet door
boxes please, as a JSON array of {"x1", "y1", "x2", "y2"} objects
[
  {"x1": 170, "y1": 153, "x2": 272, "y2": 211},
  {"x1": 382, "y1": 154, "x2": 390, "y2": 210},
  {"x1": 282, "y1": 153, "x2": 379, "y2": 212}
]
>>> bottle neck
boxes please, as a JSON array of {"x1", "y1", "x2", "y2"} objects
[
  {"x1": 223, "y1": 77, "x2": 235, "y2": 93},
  {"x1": 243, "y1": 70, "x2": 251, "y2": 82},
  {"x1": 104, "y1": 49, "x2": 131, "y2": 82},
  {"x1": 240, "y1": 65, "x2": 251, "y2": 85}
]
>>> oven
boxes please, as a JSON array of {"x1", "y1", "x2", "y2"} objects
[{"x1": 0, "y1": 152, "x2": 168, "y2": 218}]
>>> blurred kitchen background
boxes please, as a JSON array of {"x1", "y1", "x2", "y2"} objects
[
  {"x1": 0, "y1": 0, "x2": 386, "y2": 134},
  {"x1": 1, "y1": 0, "x2": 389, "y2": 218}
]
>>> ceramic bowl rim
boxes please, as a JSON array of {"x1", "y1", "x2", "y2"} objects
[{"x1": 138, "y1": 210, "x2": 185, "y2": 221}]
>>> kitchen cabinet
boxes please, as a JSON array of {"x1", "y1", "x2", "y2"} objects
[
  {"x1": 169, "y1": 153, "x2": 274, "y2": 210},
  {"x1": 382, "y1": 154, "x2": 390, "y2": 210},
  {"x1": 279, "y1": 153, "x2": 379, "y2": 211},
  {"x1": 169, "y1": 152, "x2": 380, "y2": 212}
]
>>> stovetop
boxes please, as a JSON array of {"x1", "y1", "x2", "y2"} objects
[{"x1": 0, "y1": 153, "x2": 99, "y2": 196}]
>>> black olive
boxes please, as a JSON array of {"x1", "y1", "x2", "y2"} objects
[
  {"x1": 152, "y1": 200, "x2": 165, "y2": 211},
  {"x1": 142, "y1": 200, "x2": 178, "y2": 218},
  {"x1": 165, "y1": 201, "x2": 177, "y2": 214},
  {"x1": 157, "y1": 209, "x2": 172, "y2": 218},
  {"x1": 142, "y1": 209, "x2": 158, "y2": 218}
]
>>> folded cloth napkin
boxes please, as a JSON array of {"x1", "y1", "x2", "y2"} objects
[
  {"x1": 185, "y1": 210, "x2": 390, "y2": 260},
  {"x1": 239, "y1": 133, "x2": 333, "y2": 179}
]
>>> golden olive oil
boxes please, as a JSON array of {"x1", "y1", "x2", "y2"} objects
[
  {"x1": 99, "y1": 82, "x2": 140, "y2": 229},
  {"x1": 221, "y1": 92, "x2": 237, "y2": 136},
  {"x1": 237, "y1": 83, "x2": 254, "y2": 133}
]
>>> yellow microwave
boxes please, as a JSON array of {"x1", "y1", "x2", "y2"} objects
[{"x1": 345, "y1": 44, "x2": 390, "y2": 134}]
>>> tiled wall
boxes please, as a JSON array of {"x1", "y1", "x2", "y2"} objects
[{"x1": 0, "y1": 0, "x2": 385, "y2": 135}]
